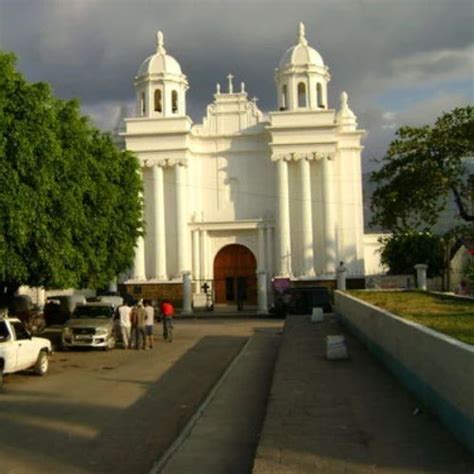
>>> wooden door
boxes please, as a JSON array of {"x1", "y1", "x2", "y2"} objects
[{"x1": 213, "y1": 244, "x2": 257, "y2": 305}]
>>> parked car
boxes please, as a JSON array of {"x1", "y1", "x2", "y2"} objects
[
  {"x1": 289, "y1": 286, "x2": 332, "y2": 314},
  {"x1": 94, "y1": 295, "x2": 124, "y2": 307},
  {"x1": 271, "y1": 286, "x2": 332, "y2": 317},
  {"x1": 0, "y1": 315, "x2": 52, "y2": 387},
  {"x1": 9, "y1": 295, "x2": 46, "y2": 335},
  {"x1": 44, "y1": 294, "x2": 86, "y2": 326},
  {"x1": 61, "y1": 303, "x2": 116, "y2": 350}
]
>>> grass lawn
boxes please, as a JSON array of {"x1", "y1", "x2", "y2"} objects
[{"x1": 349, "y1": 290, "x2": 474, "y2": 345}]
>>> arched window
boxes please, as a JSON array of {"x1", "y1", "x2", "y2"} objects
[
  {"x1": 297, "y1": 82, "x2": 306, "y2": 108},
  {"x1": 317, "y1": 83, "x2": 324, "y2": 108},
  {"x1": 154, "y1": 89, "x2": 162, "y2": 112},
  {"x1": 281, "y1": 84, "x2": 288, "y2": 111},
  {"x1": 171, "y1": 90, "x2": 178, "y2": 114},
  {"x1": 140, "y1": 92, "x2": 146, "y2": 116}
]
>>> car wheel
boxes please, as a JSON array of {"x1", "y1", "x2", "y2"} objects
[{"x1": 34, "y1": 350, "x2": 49, "y2": 376}]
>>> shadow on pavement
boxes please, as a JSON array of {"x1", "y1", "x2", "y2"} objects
[{"x1": 0, "y1": 334, "x2": 248, "y2": 473}]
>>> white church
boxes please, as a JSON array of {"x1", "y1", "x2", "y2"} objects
[{"x1": 122, "y1": 23, "x2": 376, "y2": 309}]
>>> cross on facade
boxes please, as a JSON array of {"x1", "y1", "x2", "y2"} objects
[{"x1": 227, "y1": 73, "x2": 234, "y2": 93}]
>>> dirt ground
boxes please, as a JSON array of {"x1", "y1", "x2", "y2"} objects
[{"x1": 0, "y1": 318, "x2": 283, "y2": 474}]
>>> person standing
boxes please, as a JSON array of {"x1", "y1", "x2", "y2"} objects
[
  {"x1": 131, "y1": 301, "x2": 147, "y2": 350},
  {"x1": 160, "y1": 299, "x2": 175, "y2": 341},
  {"x1": 118, "y1": 302, "x2": 132, "y2": 349},
  {"x1": 144, "y1": 300, "x2": 155, "y2": 349},
  {"x1": 236, "y1": 277, "x2": 246, "y2": 311}
]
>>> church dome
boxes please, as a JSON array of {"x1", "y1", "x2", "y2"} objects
[
  {"x1": 137, "y1": 31, "x2": 183, "y2": 76},
  {"x1": 278, "y1": 22, "x2": 324, "y2": 68}
]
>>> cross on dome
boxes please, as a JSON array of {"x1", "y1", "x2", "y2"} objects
[
  {"x1": 227, "y1": 74, "x2": 234, "y2": 93},
  {"x1": 298, "y1": 21, "x2": 308, "y2": 46},
  {"x1": 156, "y1": 30, "x2": 166, "y2": 54}
]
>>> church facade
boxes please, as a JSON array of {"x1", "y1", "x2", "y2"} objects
[{"x1": 123, "y1": 23, "x2": 368, "y2": 308}]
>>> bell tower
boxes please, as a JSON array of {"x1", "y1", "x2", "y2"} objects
[
  {"x1": 134, "y1": 31, "x2": 189, "y2": 118},
  {"x1": 275, "y1": 22, "x2": 330, "y2": 112}
]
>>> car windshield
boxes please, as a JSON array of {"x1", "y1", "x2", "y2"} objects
[
  {"x1": 0, "y1": 321, "x2": 10, "y2": 342},
  {"x1": 73, "y1": 306, "x2": 113, "y2": 319}
]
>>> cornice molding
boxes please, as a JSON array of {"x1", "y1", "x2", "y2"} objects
[
  {"x1": 271, "y1": 151, "x2": 335, "y2": 162},
  {"x1": 142, "y1": 158, "x2": 188, "y2": 168}
]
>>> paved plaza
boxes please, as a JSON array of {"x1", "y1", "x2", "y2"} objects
[
  {"x1": 253, "y1": 315, "x2": 474, "y2": 473},
  {"x1": 0, "y1": 315, "x2": 472, "y2": 473},
  {"x1": 0, "y1": 319, "x2": 282, "y2": 474}
]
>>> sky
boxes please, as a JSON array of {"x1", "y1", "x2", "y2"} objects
[{"x1": 0, "y1": 0, "x2": 473, "y2": 171}]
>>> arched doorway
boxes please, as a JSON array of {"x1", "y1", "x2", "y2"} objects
[{"x1": 213, "y1": 244, "x2": 257, "y2": 305}]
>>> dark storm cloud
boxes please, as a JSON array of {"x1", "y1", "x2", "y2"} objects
[{"x1": 1, "y1": 0, "x2": 473, "y2": 169}]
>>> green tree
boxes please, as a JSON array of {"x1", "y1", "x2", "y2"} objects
[
  {"x1": 379, "y1": 232, "x2": 444, "y2": 277},
  {"x1": 0, "y1": 51, "x2": 143, "y2": 305},
  {"x1": 371, "y1": 106, "x2": 474, "y2": 232}
]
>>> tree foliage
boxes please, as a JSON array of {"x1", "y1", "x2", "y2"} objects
[
  {"x1": 0, "y1": 51, "x2": 143, "y2": 303},
  {"x1": 370, "y1": 106, "x2": 474, "y2": 232},
  {"x1": 379, "y1": 232, "x2": 444, "y2": 277}
]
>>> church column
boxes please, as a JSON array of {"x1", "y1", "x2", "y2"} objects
[
  {"x1": 132, "y1": 236, "x2": 146, "y2": 280},
  {"x1": 192, "y1": 229, "x2": 201, "y2": 290},
  {"x1": 276, "y1": 157, "x2": 292, "y2": 277},
  {"x1": 322, "y1": 156, "x2": 337, "y2": 274},
  {"x1": 175, "y1": 161, "x2": 189, "y2": 275},
  {"x1": 265, "y1": 226, "x2": 274, "y2": 304},
  {"x1": 200, "y1": 230, "x2": 208, "y2": 281},
  {"x1": 257, "y1": 271, "x2": 268, "y2": 314},
  {"x1": 299, "y1": 156, "x2": 315, "y2": 276},
  {"x1": 132, "y1": 167, "x2": 146, "y2": 280},
  {"x1": 182, "y1": 271, "x2": 193, "y2": 314},
  {"x1": 265, "y1": 226, "x2": 273, "y2": 277},
  {"x1": 257, "y1": 226, "x2": 265, "y2": 272},
  {"x1": 152, "y1": 163, "x2": 167, "y2": 279}
]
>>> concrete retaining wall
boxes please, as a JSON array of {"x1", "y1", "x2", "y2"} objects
[{"x1": 335, "y1": 290, "x2": 474, "y2": 453}]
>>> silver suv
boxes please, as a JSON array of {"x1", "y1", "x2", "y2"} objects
[{"x1": 61, "y1": 303, "x2": 116, "y2": 350}]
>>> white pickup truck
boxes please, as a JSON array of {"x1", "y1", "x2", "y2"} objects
[{"x1": 0, "y1": 316, "x2": 52, "y2": 387}]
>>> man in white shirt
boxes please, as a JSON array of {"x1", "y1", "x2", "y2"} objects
[
  {"x1": 144, "y1": 300, "x2": 155, "y2": 349},
  {"x1": 118, "y1": 302, "x2": 132, "y2": 349}
]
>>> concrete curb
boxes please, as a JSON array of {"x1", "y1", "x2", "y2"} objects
[{"x1": 148, "y1": 336, "x2": 253, "y2": 474}]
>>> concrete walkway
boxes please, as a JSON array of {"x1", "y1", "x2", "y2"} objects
[
  {"x1": 253, "y1": 314, "x2": 474, "y2": 473},
  {"x1": 157, "y1": 328, "x2": 281, "y2": 474}
]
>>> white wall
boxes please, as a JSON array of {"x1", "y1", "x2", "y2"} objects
[{"x1": 364, "y1": 233, "x2": 389, "y2": 275}]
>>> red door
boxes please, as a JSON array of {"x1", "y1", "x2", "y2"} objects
[{"x1": 213, "y1": 244, "x2": 257, "y2": 305}]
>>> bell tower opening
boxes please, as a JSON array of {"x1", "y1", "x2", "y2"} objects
[
  {"x1": 172, "y1": 90, "x2": 178, "y2": 114},
  {"x1": 297, "y1": 82, "x2": 306, "y2": 108},
  {"x1": 281, "y1": 84, "x2": 288, "y2": 111},
  {"x1": 317, "y1": 83, "x2": 324, "y2": 108},
  {"x1": 154, "y1": 89, "x2": 162, "y2": 112},
  {"x1": 140, "y1": 92, "x2": 146, "y2": 116}
]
